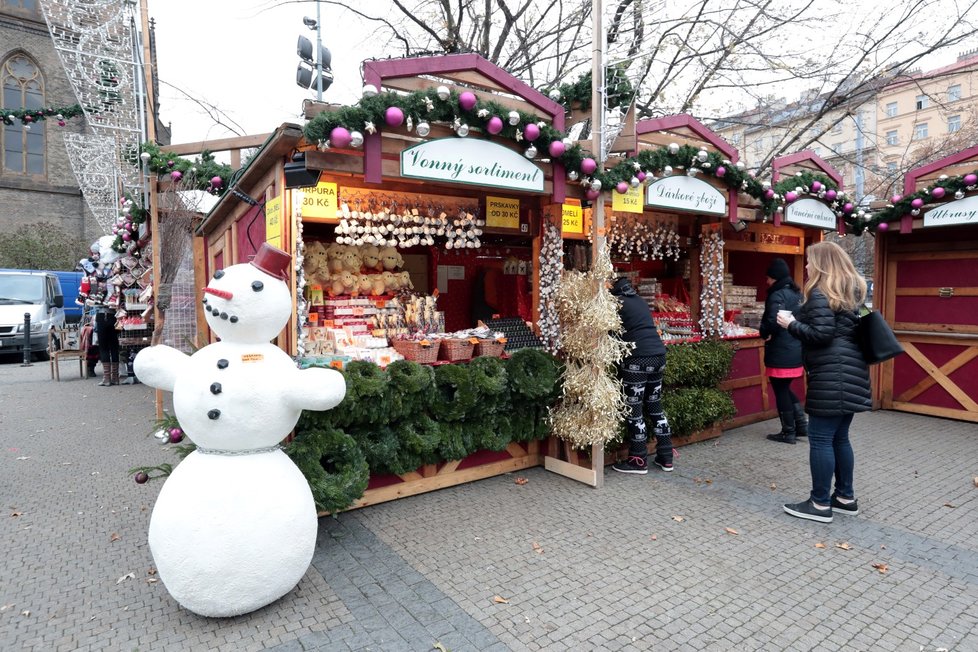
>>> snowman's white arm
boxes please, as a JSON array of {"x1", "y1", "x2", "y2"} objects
[
  {"x1": 133, "y1": 345, "x2": 190, "y2": 392},
  {"x1": 287, "y1": 368, "x2": 347, "y2": 412}
]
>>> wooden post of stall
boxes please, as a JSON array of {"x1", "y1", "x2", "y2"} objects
[{"x1": 140, "y1": 0, "x2": 163, "y2": 419}]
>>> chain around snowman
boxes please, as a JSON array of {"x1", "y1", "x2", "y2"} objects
[{"x1": 134, "y1": 243, "x2": 346, "y2": 617}]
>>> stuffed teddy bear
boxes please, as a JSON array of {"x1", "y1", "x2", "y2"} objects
[
  {"x1": 360, "y1": 245, "x2": 382, "y2": 272},
  {"x1": 326, "y1": 243, "x2": 346, "y2": 273},
  {"x1": 379, "y1": 246, "x2": 403, "y2": 271},
  {"x1": 341, "y1": 248, "x2": 363, "y2": 273}
]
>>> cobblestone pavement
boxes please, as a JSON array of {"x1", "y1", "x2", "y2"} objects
[{"x1": 2, "y1": 357, "x2": 977, "y2": 651}]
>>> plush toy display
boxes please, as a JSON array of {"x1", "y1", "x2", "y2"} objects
[
  {"x1": 326, "y1": 243, "x2": 346, "y2": 273},
  {"x1": 397, "y1": 271, "x2": 414, "y2": 291},
  {"x1": 379, "y1": 246, "x2": 403, "y2": 271},
  {"x1": 357, "y1": 274, "x2": 374, "y2": 296},
  {"x1": 134, "y1": 243, "x2": 346, "y2": 617},
  {"x1": 341, "y1": 248, "x2": 363, "y2": 273},
  {"x1": 360, "y1": 245, "x2": 382, "y2": 272}
]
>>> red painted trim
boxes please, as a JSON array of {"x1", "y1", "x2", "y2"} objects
[
  {"x1": 771, "y1": 150, "x2": 843, "y2": 187},
  {"x1": 636, "y1": 115, "x2": 738, "y2": 161},
  {"x1": 903, "y1": 143, "x2": 978, "y2": 195}
]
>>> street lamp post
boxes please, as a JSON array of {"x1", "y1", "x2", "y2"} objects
[{"x1": 314, "y1": 0, "x2": 323, "y2": 101}]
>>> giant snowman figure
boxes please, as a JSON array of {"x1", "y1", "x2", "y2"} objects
[{"x1": 135, "y1": 243, "x2": 345, "y2": 617}]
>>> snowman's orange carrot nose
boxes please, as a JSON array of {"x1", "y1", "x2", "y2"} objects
[{"x1": 203, "y1": 287, "x2": 233, "y2": 300}]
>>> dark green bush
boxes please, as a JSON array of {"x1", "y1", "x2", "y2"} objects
[
  {"x1": 662, "y1": 387, "x2": 736, "y2": 438},
  {"x1": 664, "y1": 340, "x2": 734, "y2": 389}
]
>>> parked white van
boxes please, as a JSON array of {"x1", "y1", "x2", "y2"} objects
[{"x1": 0, "y1": 271, "x2": 66, "y2": 360}]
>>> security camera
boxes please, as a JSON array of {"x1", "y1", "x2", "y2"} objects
[{"x1": 302, "y1": 16, "x2": 317, "y2": 29}]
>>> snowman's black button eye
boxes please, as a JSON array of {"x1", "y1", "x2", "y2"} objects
[
  {"x1": 252, "y1": 281, "x2": 264, "y2": 292},
  {"x1": 214, "y1": 270, "x2": 225, "y2": 279},
  {"x1": 207, "y1": 409, "x2": 221, "y2": 420}
]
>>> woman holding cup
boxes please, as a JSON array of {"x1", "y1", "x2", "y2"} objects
[
  {"x1": 758, "y1": 258, "x2": 805, "y2": 444},
  {"x1": 776, "y1": 242, "x2": 871, "y2": 523}
]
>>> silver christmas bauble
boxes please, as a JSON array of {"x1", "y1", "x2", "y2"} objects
[
  {"x1": 416, "y1": 121, "x2": 431, "y2": 137},
  {"x1": 436, "y1": 85, "x2": 450, "y2": 101},
  {"x1": 668, "y1": 143, "x2": 680, "y2": 154}
]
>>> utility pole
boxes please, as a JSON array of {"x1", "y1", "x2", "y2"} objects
[
  {"x1": 590, "y1": 0, "x2": 606, "y2": 488},
  {"x1": 314, "y1": 0, "x2": 323, "y2": 101}
]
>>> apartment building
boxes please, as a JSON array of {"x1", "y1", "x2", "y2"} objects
[
  {"x1": 712, "y1": 51, "x2": 978, "y2": 202},
  {"x1": 876, "y1": 52, "x2": 978, "y2": 179}
]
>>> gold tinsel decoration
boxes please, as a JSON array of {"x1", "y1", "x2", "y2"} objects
[{"x1": 549, "y1": 247, "x2": 632, "y2": 448}]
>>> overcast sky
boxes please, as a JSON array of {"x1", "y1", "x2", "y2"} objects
[{"x1": 148, "y1": 1, "x2": 969, "y2": 148}]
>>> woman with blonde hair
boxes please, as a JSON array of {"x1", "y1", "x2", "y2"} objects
[{"x1": 776, "y1": 241, "x2": 871, "y2": 523}]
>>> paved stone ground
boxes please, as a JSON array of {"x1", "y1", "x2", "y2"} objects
[{"x1": 2, "y1": 356, "x2": 977, "y2": 651}]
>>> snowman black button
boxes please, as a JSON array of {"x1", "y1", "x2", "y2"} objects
[
  {"x1": 217, "y1": 359, "x2": 229, "y2": 369},
  {"x1": 220, "y1": 312, "x2": 228, "y2": 320},
  {"x1": 207, "y1": 409, "x2": 221, "y2": 420},
  {"x1": 252, "y1": 281, "x2": 264, "y2": 292},
  {"x1": 210, "y1": 382, "x2": 222, "y2": 395},
  {"x1": 214, "y1": 270, "x2": 225, "y2": 279},
  {"x1": 229, "y1": 316, "x2": 239, "y2": 323}
]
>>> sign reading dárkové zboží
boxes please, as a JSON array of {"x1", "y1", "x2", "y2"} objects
[
  {"x1": 400, "y1": 138, "x2": 545, "y2": 192},
  {"x1": 923, "y1": 195, "x2": 978, "y2": 228},
  {"x1": 645, "y1": 175, "x2": 726, "y2": 215},
  {"x1": 784, "y1": 198, "x2": 837, "y2": 230}
]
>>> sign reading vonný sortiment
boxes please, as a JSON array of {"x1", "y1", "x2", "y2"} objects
[
  {"x1": 645, "y1": 176, "x2": 726, "y2": 215},
  {"x1": 923, "y1": 195, "x2": 978, "y2": 228},
  {"x1": 785, "y1": 198, "x2": 837, "y2": 230},
  {"x1": 400, "y1": 138, "x2": 545, "y2": 192}
]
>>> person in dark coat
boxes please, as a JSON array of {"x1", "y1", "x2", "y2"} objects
[
  {"x1": 759, "y1": 258, "x2": 806, "y2": 444},
  {"x1": 609, "y1": 276, "x2": 674, "y2": 475},
  {"x1": 777, "y1": 242, "x2": 871, "y2": 523}
]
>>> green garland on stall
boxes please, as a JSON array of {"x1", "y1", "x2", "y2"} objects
[
  {"x1": 1, "y1": 104, "x2": 86, "y2": 126},
  {"x1": 135, "y1": 142, "x2": 235, "y2": 196},
  {"x1": 851, "y1": 168, "x2": 978, "y2": 235}
]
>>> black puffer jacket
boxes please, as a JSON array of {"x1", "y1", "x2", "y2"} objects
[
  {"x1": 759, "y1": 277, "x2": 802, "y2": 369},
  {"x1": 611, "y1": 278, "x2": 666, "y2": 358},
  {"x1": 787, "y1": 288, "x2": 871, "y2": 416}
]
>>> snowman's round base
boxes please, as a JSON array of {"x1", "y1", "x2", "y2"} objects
[{"x1": 148, "y1": 449, "x2": 317, "y2": 618}]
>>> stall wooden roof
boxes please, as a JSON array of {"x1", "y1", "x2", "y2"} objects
[
  {"x1": 771, "y1": 150, "x2": 843, "y2": 187},
  {"x1": 635, "y1": 114, "x2": 738, "y2": 161}
]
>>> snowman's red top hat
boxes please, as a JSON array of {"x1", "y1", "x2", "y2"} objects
[{"x1": 250, "y1": 243, "x2": 291, "y2": 281}]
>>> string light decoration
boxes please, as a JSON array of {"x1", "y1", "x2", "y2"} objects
[
  {"x1": 606, "y1": 215, "x2": 683, "y2": 262},
  {"x1": 549, "y1": 247, "x2": 631, "y2": 449},
  {"x1": 698, "y1": 228, "x2": 725, "y2": 338},
  {"x1": 537, "y1": 223, "x2": 563, "y2": 353},
  {"x1": 39, "y1": 0, "x2": 144, "y2": 235}
]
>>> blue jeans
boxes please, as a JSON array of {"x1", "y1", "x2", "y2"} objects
[{"x1": 807, "y1": 414, "x2": 855, "y2": 505}]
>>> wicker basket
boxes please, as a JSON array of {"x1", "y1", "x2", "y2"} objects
[
  {"x1": 391, "y1": 339, "x2": 439, "y2": 364},
  {"x1": 438, "y1": 338, "x2": 475, "y2": 362},
  {"x1": 474, "y1": 339, "x2": 505, "y2": 358}
]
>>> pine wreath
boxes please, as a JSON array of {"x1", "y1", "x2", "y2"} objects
[
  {"x1": 430, "y1": 363, "x2": 477, "y2": 421},
  {"x1": 285, "y1": 425, "x2": 369, "y2": 514},
  {"x1": 333, "y1": 360, "x2": 389, "y2": 427},
  {"x1": 384, "y1": 360, "x2": 434, "y2": 421},
  {"x1": 506, "y1": 349, "x2": 561, "y2": 400}
]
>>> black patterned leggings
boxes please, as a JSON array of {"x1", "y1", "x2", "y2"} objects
[{"x1": 621, "y1": 354, "x2": 672, "y2": 461}]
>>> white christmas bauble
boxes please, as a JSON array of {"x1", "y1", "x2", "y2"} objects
[
  {"x1": 416, "y1": 121, "x2": 431, "y2": 137},
  {"x1": 436, "y1": 85, "x2": 450, "y2": 101},
  {"x1": 668, "y1": 143, "x2": 680, "y2": 154},
  {"x1": 362, "y1": 84, "x2": 378, "y2": 98},
  {"x1": 349, "y1": 131, "x2": 364, "y2": 148},
  {"x1": 508, "y1": 111, "x2": 520, "y2": 126}
]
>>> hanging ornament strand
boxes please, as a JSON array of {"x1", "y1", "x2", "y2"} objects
[
  {"x1": 537, "y1": 223, "x2": 563, "y2": 354},
  {"x1": 1, "y1": 104, "x2": 86, "y2": 126},
  {"x1": 698, "y1": 229, "x2": 725, "y2": 338}
]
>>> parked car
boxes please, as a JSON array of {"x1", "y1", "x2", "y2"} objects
[{"x1": 0, "y1": 270, "x2": 66, "y2": 359}]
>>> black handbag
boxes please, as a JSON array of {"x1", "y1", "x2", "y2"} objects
[{"x1": 857, "y1": 308, "x2": 904, "y2": 364}]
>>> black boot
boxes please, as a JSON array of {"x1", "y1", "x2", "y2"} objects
[
  {"x1": 653, "y1": 433, "x2": 674, "y2": 471},
  {"x1": 766, "y1": 411, "x2": 796, "y2": 444},
  {"x1": 793, "y1": 404, "x2": 808, "y2": 438},
  {"x1": 86, "y1": 362, "x2": 97, "y2": 379}
]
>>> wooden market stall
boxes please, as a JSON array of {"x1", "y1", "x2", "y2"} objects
[
  {"x1": 716, "y1": 150, "x2": 840, "y2": 427},
  {"x1": 195, "y1": 54, "x2": 573, "y2": 511},
  {"x1": 874, "y1": 145, "x2": 978, "y2": 423}
]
